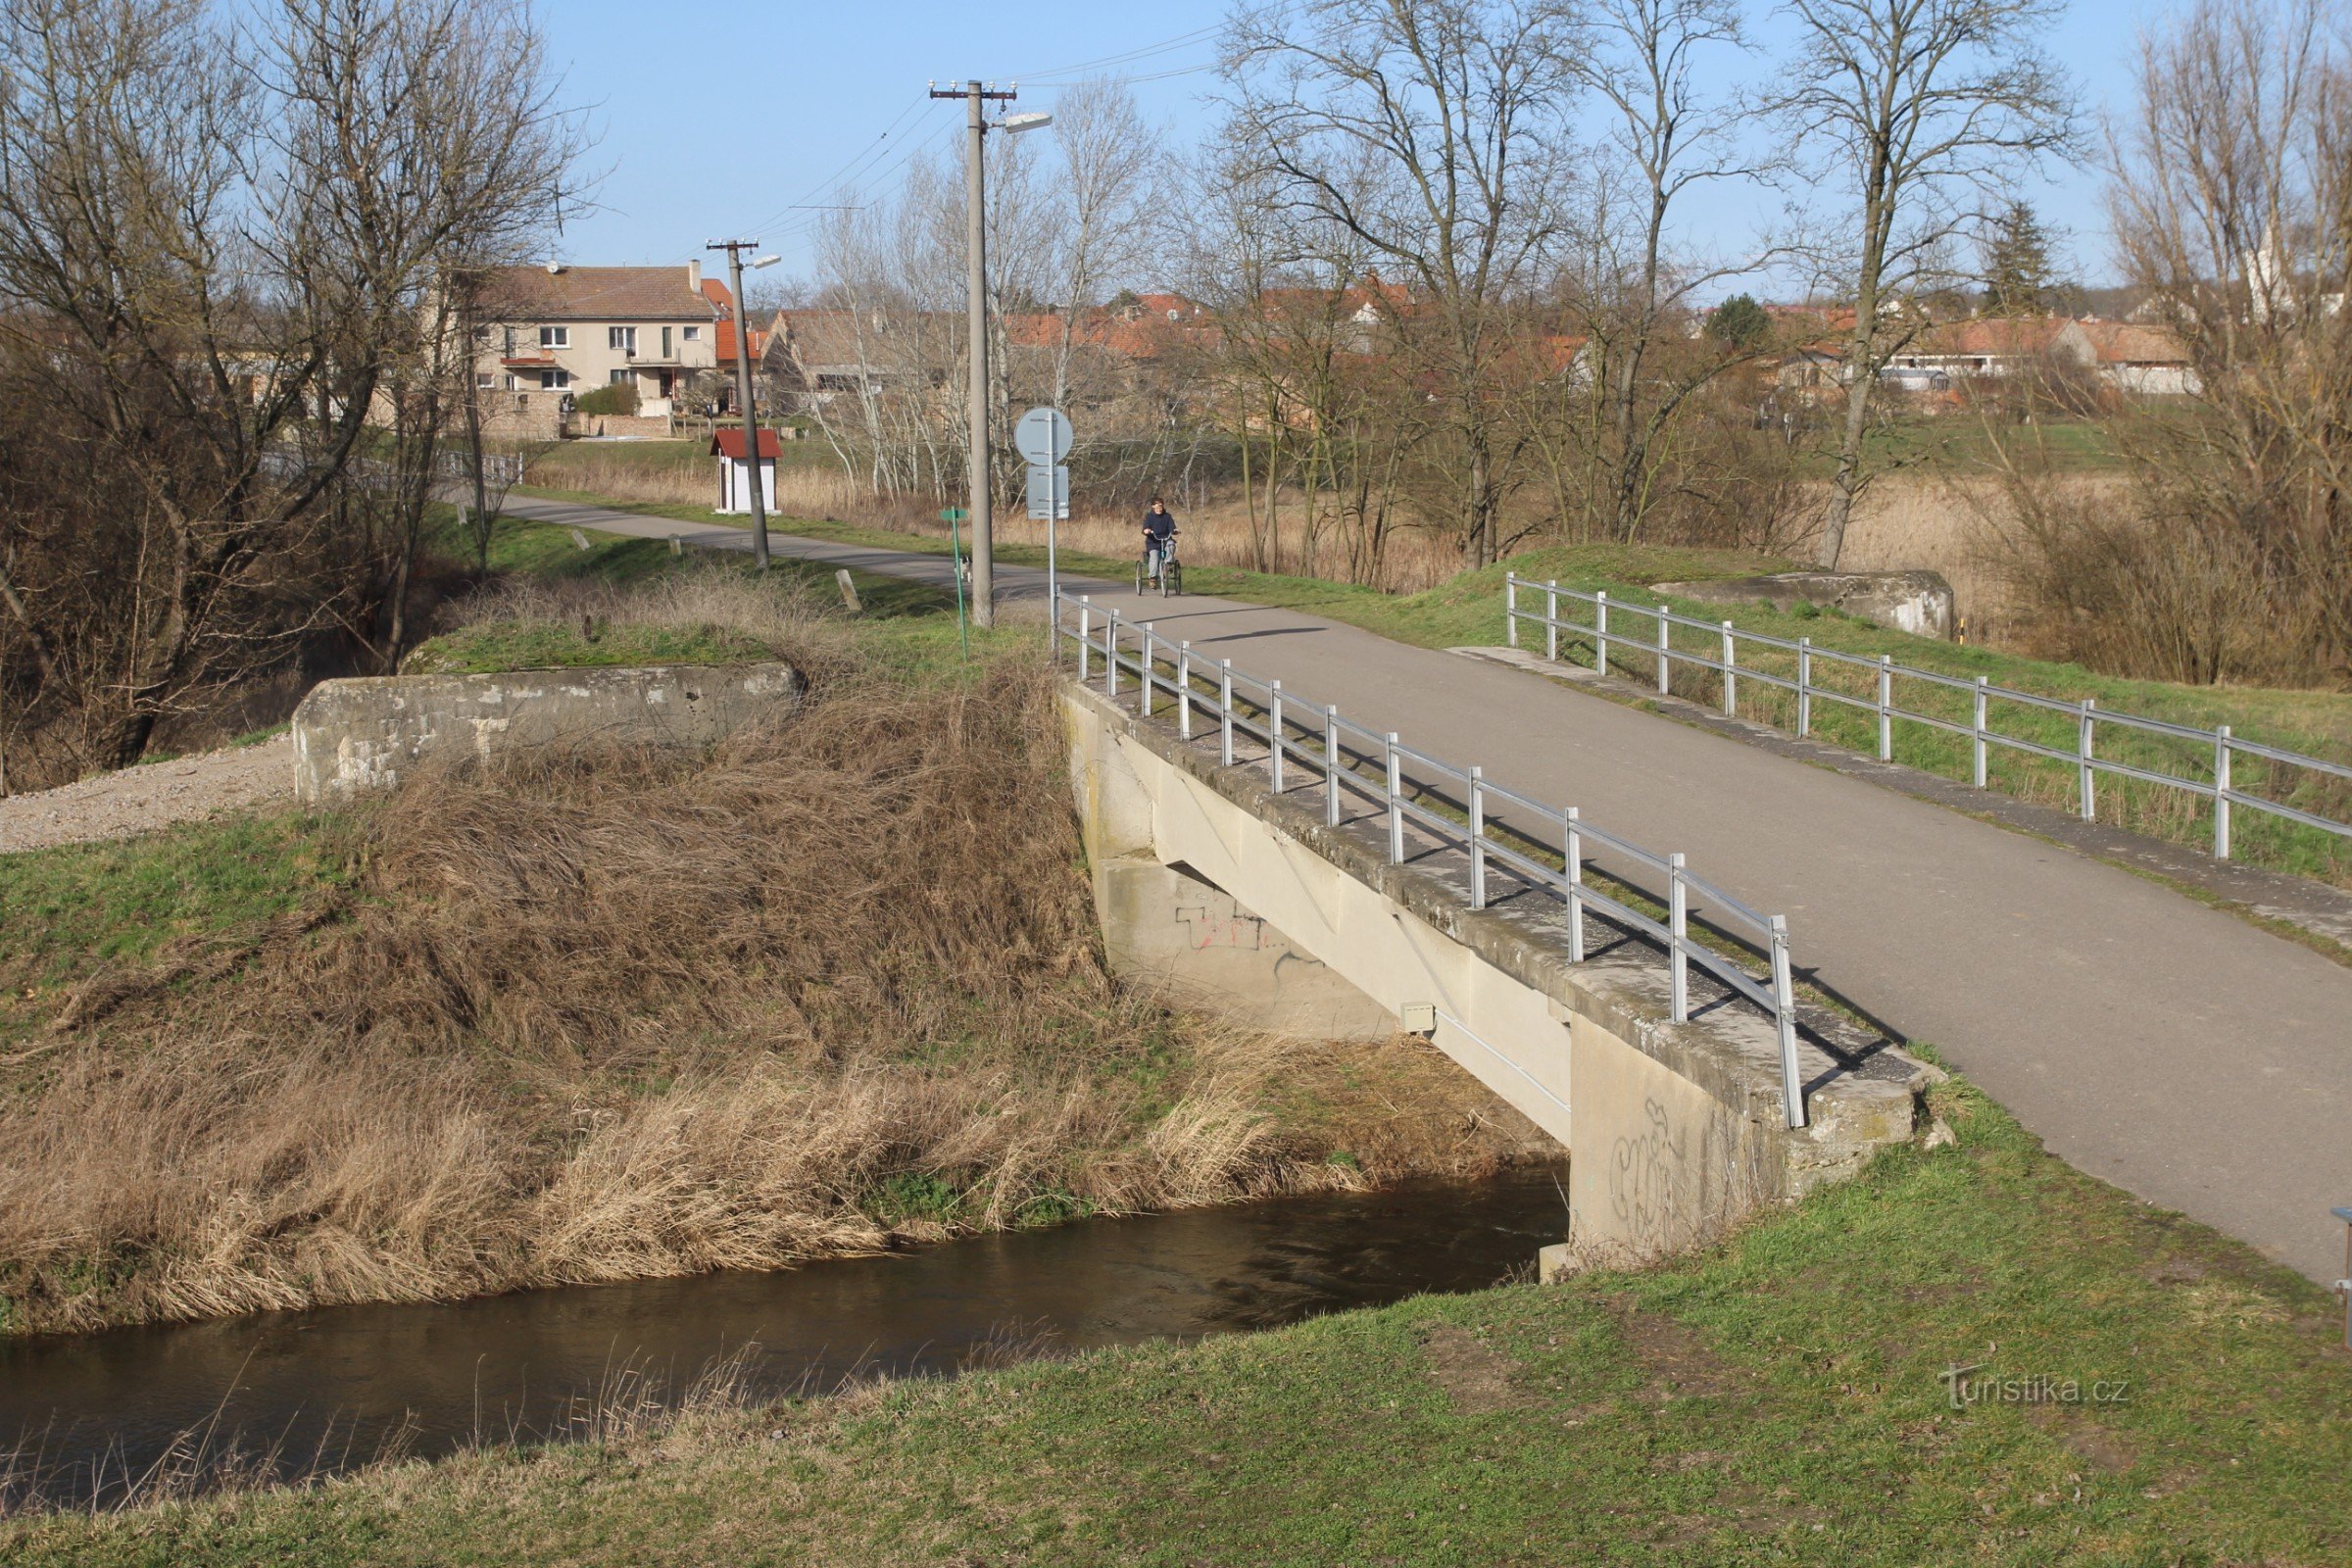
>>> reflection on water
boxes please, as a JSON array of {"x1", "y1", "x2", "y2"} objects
[{"x1": 0, "y1": 1163, "x2": 1568, "y2": 1507}]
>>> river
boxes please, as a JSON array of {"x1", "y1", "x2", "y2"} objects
[{"x1": 0, "y1": 1164, "x2": 1568, "y2": 1509}]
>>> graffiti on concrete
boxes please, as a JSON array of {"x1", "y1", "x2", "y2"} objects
[
  {"x1": 1177, "y1": 905, "x2": 1265, "y2": 951},
  {"x1": 1608, "y1": 1097, "x2": 1686, "y2": 1238}
]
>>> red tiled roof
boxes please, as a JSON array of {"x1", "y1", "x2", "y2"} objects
[
  {"x1": 1913, "y1": 318, "x2": 2067, "y2": 356},
  {"x1": 477, "y1": 265, "x2": 720, "y2": 322},
  {"x1": 2070, "y1": 319, "x2": 2190, "y2": 365},
  {"x1": 710, "y1": 428, "x2": 780, "y2": 460}
]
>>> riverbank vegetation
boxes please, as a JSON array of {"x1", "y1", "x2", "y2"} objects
[
  {"x1": 0, "y1": 568, "x2": 1539, "y2": 1340},
  {"x1": 6, "y1": 1069, "x2": 2344, "y2": 1561}
]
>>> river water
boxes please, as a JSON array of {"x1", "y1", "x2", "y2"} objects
[{"x1": 0, "y1": 1164, "x2": 1568, "y2": 1508}]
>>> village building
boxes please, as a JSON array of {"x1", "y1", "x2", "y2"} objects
[{"x1": 469, "y1": 262, "x2": 731, "y2": 436}]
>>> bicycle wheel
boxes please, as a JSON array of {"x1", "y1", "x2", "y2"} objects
[{"x1": 1164, "y1": 562, "x2": 1182, "y2": 597}]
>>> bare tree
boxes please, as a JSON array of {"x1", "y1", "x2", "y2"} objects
[
  {"x1": 1772, "y1": 0, "x2": 2074, "y2": 567},
  {"x1": 1222, "y1": 0, "x2": 1584, "y2": 565},
  {"x1": 0, "y1": 0, "x2": 583, "y2": 778},
  {"x1": 1566, "y1": 0, "x2": 1778, "y2": 543},
  {"x1": 2098, "y1": 0, "x2": 2352, "y2": 678}
]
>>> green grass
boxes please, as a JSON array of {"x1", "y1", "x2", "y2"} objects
[
  {"x1": 402, "y1": 620, "x2": 782, "y2": 675},
  {"x1": 8, "y1": 1073, "x2": 2345, "y2": 1565},
  {"x1": 0, "y1": 811, "x2": 357, "y2": 1052}
]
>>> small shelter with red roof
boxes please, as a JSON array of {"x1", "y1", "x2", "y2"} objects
[{"x1": 710, "y1": 426, "x2": 779, "y2": 514}]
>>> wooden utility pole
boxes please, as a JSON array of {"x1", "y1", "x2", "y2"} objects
[{"x1": 707, "y1": 239, "x2": 773, "y2": 571}]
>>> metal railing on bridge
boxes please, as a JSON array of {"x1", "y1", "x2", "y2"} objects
[
  {"x1": 1505, "y1": 574, "x2": 2352, "y2": 862},
  {"x1": 1057, "y1": 589, "x2": 1811, "y2": 1130}
]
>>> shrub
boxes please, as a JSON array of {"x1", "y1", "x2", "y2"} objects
[{"x1": 572, "y1": 381, "x2": 639, "y2": 417}]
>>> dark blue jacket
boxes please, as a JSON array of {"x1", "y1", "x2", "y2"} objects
[{"x1": 1142, "y1": 509, "x2": 1177, "y2": 541}]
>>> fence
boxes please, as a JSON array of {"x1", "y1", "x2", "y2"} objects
[
  {"x1": 1505, "y1": 574, "x2": 2352, "y2": 865},
  {"x1": 1057, "y1": 590, "x2": 1813, "y2": 1129}
]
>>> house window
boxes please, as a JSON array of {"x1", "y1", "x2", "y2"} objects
[
  {"x1": 540, "y1": 368, "x2": 571, "y2": 389},
  {"x1": 610, "y1": 326, "x2": 637, "y2": 354},
  {"x1": 475, "y1": 371, "x2": 494, "y2": 388},
  {"x1": 662, "y1": 325, "x2": 673, "y2": 358},
  {"x1": 503, "y1": 373, "x2": 519, "y2": 390},
  {"x1": 683, "y1": 325, "x2": 701, "y2": 342},
  {"x1": 503, "y1": 327, "x2": 516, "y2": 356},
  {"x1": 609, "y1": 368, "x2": 631, "y2": 384},
  {"x1": 539, "y1": 325, "x2": 568, "y2": 349}
]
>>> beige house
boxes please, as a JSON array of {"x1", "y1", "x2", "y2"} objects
[{"x1": 470, "y1": 262, "x2": 731, "y2": 430}]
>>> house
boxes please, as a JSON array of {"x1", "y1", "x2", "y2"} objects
[
  {"x1": 710, "y1": 426, "x2": 779, "y2": 514},
  {"x1": 470, "y1": 262, "x2": 728, "y2": 427},
  {"x1": 1884, "y1": 317, "x2": 2068, "y2": 380},
  {"x1": 2052, "y1": 319, "x2": 2201, "y2": 396}
]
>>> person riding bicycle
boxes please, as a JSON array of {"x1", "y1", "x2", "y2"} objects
[{"x1": 1141, "y1": 498, "x2": 1178, "y2": 585}]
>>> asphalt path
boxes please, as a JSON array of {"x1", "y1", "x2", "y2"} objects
[{"x1": 505, "y1": 493, "x2": 2352, "y2": 1285}]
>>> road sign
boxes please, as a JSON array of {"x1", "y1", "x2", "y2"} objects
[
  {"x1": 1026, "y1": 463, "x2": 1069, "y2": 521},
  {"x1": 939, "y1": 506, "x2": 969, "y2": 522},
  {"x1": 1014, "y1": 407, "x2": 1073, "y2": 466}
]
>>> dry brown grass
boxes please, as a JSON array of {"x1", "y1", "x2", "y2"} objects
[{"x1": 0, "y1": 581, "x2": 1535, "y2": 1339}]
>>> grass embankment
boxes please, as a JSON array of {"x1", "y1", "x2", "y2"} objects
[
  {"x1": 0, "y1": 564, "x2": 1535, "y2": 1341},
  {"x1": 9, "y1": 1072, "x2": 2346, "y2": 1564},
  {"x1": 530, "y1": 489, "x2": 2352, "y2": 889}
]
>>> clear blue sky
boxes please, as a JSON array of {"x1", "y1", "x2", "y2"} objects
[{"x1": 546, "y1": 0, "x2": 2167, "y2": 293}]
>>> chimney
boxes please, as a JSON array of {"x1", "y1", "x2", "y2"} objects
[{"x1": 687, "y1": 259, "x2": 702, "y2": 294}]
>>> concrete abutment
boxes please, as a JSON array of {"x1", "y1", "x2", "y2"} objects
[{"x1": 1062, "y1": 680, "x2": 1925, "y2": 1268}]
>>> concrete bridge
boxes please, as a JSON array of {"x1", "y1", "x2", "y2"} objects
[
  {"x1": 512, "y1": 493, "x2": 2352, "y2": 1285},
  {"x1": 1058, "y1": 618, "x2": 1925, "y2": 1263}
]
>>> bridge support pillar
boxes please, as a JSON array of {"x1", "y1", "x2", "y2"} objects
[{"x1": 1096, "y1": 858, "x2": 1396, "y2": 1041}]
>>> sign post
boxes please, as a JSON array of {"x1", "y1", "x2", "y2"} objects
[
  {"x1": 1015, "y1": 407, "x2": 1073, "y2": 652},
  {"x1": 940, "y1": 506, "x2": 971, "y2": 660}
]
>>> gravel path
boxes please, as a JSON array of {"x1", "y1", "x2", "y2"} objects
[{"x1": 0, "y1": 736, "x2": 295, "y2": 856}]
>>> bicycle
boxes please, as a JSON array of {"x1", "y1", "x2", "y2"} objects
[{"x1": 1138, "y1": 532, "x2": 1182, "y2": 597}]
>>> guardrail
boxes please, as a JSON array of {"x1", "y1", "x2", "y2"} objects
[
  {"x1": 1505, "y1": 574, "x2": 2352, "y2": 862},
  {"x1": 1056, "y1": 589, "x2": 1813, "y2": 1129}
]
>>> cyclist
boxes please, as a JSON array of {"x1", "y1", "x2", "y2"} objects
[{"x1": 1141, "y1": 497, "x2": 1178, "y2": 587}]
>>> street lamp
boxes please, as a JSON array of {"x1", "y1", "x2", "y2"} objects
[{"x1": 927, "y1": 81, "x2": 1054, "y2": 628}]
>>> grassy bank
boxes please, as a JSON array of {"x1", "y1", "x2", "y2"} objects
[
  {"x1": 516, "y1": 489, "x2": 2352, "y2": 890},
  {"x1": 0, "y1": 567, "x2": 1537, "y2": 1341},
  {"x1": 8, "y1": 1071, "x2": 2345, "y2": 1563}
]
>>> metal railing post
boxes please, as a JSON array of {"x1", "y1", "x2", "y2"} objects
[
  {"x1": 1105, "y1": 612, "x2": 1119, "y2": 697},
  {"x1": 1668, "y1": 853, "x2": 1690, "y2": 1023},
  {"x1": 1386, "y1": 733, "x2": 1404, "y2": 864},
  {"x1": 2079, "y1": 699, "x2": 2097, "y2": 821},
  {"x1": 1594, "y1": 591, "x2": 1609, "y2": 675},
  {"x1": 1178, "y1": 642, "x2": 1193, "y2": 739},
  {"x1": 1972, "y1": 676, "x2": 1989, "y2": 787},
  {"x1": 1720, "y1": 622, "x2": 1737, "y2": 716},
  {"x1": 1078, "y1": 597, "x2": 1092, "y2": 682},
  {"x1": 2215, "y1": 724, "x2": 2233, "y2": 860},
  {"x1": 1140, "y1": 624, "x2": 1154, "y2": 717},
  {"x1": 1771, "y1": 914, "x2": 1805, "y2": 1129},
  {"x1": 1545, "y1": 580, "x2": 1560, "y2": 662},
  {"x1": 1655, "y1": 608, "x2": 1671, "y2": 695},
  {"x1": 1564, "y1": 807, "x2": 1585, "y2": 962},
  {"x1": 1269, "y1": 680, "x2": 1285, "y2": 792},
  {"x1": 1469, "y1": 766, "x2": 1488, "y2": 909},
  {"x1": 1219, "y1": 661, "x2": 1234, "y2": 765},
  {"x1": 1796, "y1": 638, "x2": 1812, "y2": 736},
  {"x1": 1877, "y1": 656, "x2": 1893, "y2": 761},
  {"x1": 1506, "y1": 576, "x2": 1519, "y2": 649},
  {"x1": 1326, "y1": 704, "x2": 1343, "y2": 827}
]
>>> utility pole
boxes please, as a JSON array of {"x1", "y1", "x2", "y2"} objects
[
  {"x1": 706, "y1": 238, "x2": 774, "y2": 572},
  {"x1": 931, "y1": 78, "x2": 1016, "y2": 627}
]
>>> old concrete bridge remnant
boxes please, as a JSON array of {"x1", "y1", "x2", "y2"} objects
[
  {"x1": 290, "y1": 662, "x2": 804, "y2": 802},
  {"x1": 1062, "y1": 668, "x2": 1927, "y2": 1268}
]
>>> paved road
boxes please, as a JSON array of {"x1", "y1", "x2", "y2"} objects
[{"x1": 506, "y1": 495, "x2": 2352, "y2": 1284}]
